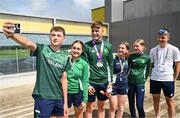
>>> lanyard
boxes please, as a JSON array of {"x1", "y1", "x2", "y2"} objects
[
  {"x1": 119, "y1": 57, "x2": 125, "y2": 73},
  {"x1": 92, "y1": 40, "x2": 104, "y2": 62},
  {"x1": 156, "y1": 46, "x2": 169, "y2": 65}
]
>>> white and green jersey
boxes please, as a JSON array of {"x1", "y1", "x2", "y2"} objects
[{"x1": 31, "y1": 44, "x2": 69, "y2": 100}]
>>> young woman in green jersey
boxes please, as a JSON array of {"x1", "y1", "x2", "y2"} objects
[
  {"x1": 67, "y1": 40, "x2": 89, "y2": 118},
  {"x1": 127, "y1": 39, "x2": 150, "y2": 118}
]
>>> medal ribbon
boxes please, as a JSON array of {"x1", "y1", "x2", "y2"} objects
[
  {"x1": 119, "y1": 58, "x2": 125, "y2": 73},
  {"x1": 92, "y1": 40, "x2": 104, "y2": 62}
]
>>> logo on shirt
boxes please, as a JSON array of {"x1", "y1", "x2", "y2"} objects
[
  {"x1": 141, "y1": 59, "x2": 145, "y2": 63},
  {"x1": 35, "y1": 109, "x2": 40, "y2": 114},
  {"x1": 47, "y1": 59, "x2": 63, "y2": 68}
]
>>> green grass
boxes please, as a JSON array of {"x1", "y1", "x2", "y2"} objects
[{"x1": 0, "y1": 49, "x2": 30, "y2": 58}]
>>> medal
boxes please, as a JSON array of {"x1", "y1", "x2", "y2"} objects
[
  {"x1": 97, "y1": 61, "x2": 103, "y2": 68},
  {"x1": 92, "y1": 40, "x2": 104, "y2": 68},
  {"x1": 119, "y1": 58, "x2": 125, "y2": 73}
]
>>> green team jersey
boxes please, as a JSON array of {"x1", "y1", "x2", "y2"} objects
[
  {"x1": 31, "y1": 44, "x2": 69, "y2": 100},
  {"x1": 67, "y1": 57, "x2": 89, "y2": 102},
  {"x1": 128, "y1": 53, "x2": 150, "y2": 85},
  {"x1": 83, "y1": 40, "x2": 113, "y2": 84}
]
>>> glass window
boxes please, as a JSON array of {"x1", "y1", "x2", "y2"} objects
[{"x1": 0, "y1": 33, "x2": 103, "y2": 75}]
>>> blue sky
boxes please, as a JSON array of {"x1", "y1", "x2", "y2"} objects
[{"x1": 0, "y1": 0, "x2": 104, "y2": 22}]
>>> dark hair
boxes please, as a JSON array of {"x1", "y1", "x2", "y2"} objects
[
  {"x1": 50, "y1": 26, "x2": 65, "y2": 36},
  {"x1": 118, "y1": 41, "x2": 130, "y2": 58},
  {"x1": 71, "y1": 40, "x2": 85, "y2": 51},
  {"x1": 91, "y1": 21, "x2": 103, "y2": 29}
]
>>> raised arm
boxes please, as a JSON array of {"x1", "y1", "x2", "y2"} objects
[{"x1": 3, "y1": 21, "x2": 37, "y2": 51}]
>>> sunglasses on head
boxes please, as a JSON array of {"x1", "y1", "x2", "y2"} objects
[{"x1": 158, "y1": 29, "x2": 170, "y2": 35}]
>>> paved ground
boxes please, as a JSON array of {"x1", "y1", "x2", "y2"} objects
[{"x1": 0, "y1": 72, "x2": 180, "y2": 118}]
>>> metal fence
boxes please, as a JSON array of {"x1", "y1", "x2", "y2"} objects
[{"x1": 0, "y1": 48, "x2": 36, "y2": 75}]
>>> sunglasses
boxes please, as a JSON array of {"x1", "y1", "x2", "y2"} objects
[{"x1": 158, "y1": 29, "x2": 170, "y2": 35}]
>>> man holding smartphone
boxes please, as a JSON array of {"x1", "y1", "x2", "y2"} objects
[{"x1": 3, "y1": 21, "x2": 69, "y2": 118}]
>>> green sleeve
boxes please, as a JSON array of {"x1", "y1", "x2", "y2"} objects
[
  {"x1": 127, "y1": 55, "x2": 132, "y2": 79},
  {"x1": 107, "y1": 45, "x2": 113, "y2": 84},
  {"x1": 82, "y1": 62, "x2": 89, "y2": 102},
  {"x1": 145, "y1": 57, "x2": 151, "y2": 80},
  {"x1": 30, "y1": 43, "x2": 42, "y2": 56},
  {"x1": 64, "y1": 56, "x2": 71, "y2": 72}
]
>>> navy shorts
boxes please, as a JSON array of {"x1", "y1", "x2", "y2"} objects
[
  {"x1": 112, "y1": 80, "x2": 128, "y2": 95},
  {"x1": 68, "y1": 92, "x2": 83, "y2": 108},
  {"x1": 34, "y1": 97, "x2": 64, "y2": 117},
  {"x1": 150, "y1": 80, "x2": 175, "y2": 97},
  {"x1": 111, "y1": 87, "x2": 128, "y2": 95},
  {"x1": 88, "y1": 83, "x2": 108, "y2": 102}
]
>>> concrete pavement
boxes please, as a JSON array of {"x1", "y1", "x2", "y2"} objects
[{"x1": 0, "y1": 72, "x2": 36, "y2": 89}]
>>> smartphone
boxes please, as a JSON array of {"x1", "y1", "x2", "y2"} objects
[
  {"x1": 107, "y1": 88, "x2": 112, "y2": 93},
  {"x1": 14, "y1": 23, "x2": 21, "y2": 33}
]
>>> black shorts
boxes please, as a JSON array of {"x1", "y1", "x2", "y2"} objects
[
  {"x1": 150, "y1": 80, "x2": 174, "y2": 97},
  {"x1": 88, "y1": 83, "x2": 108, "y2": 102}
]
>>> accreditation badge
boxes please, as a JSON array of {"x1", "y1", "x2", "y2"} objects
[{"x1": 158, "y1": 64, "x2": 165, "y2": 72}]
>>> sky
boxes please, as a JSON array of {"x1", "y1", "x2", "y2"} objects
[{"x1": 0, "y1": 0, "x2": 104, "y2": 22}]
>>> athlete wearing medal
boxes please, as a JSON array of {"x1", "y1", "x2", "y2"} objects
[
  {"x1": 83, "y1": 21, "x2": 113, "y2": 118},
  {"x1": 109, "y1": 42, "x2": 129, "y2": 118}
]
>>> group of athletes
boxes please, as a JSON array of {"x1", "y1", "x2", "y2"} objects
[{"x1": 2, "y1": 21, "x2": 180, "y2": 118}]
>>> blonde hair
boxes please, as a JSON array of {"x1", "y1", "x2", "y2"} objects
[{"x1": 133, "y1": 39, "x2": 146, "y2": 51}]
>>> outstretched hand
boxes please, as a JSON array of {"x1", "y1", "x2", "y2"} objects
[{"x1": 3, "y1": 21, "x2": 15, "y2": 38}]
